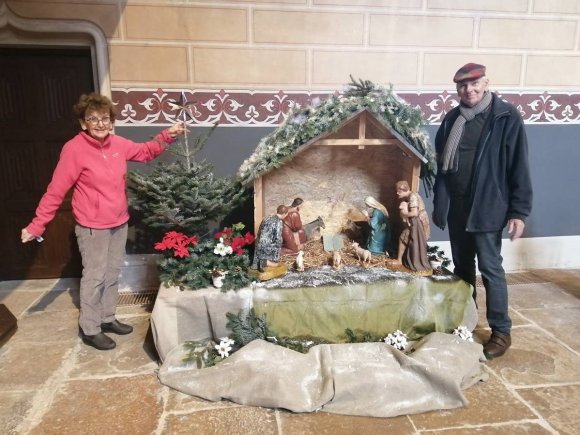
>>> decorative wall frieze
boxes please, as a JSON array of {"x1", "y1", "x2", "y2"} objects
[{"x1": 112, "y1": 88, "x2": 580, "y2": 126}]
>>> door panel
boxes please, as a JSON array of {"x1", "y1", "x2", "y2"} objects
[{"x1": 0, "y1": 47, "x2": 94, "y2": 280}]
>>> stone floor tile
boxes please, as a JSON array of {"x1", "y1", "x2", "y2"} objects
[
  {"x1": 409, "y1": 372, "x2": 536, "y2": 430},
  {"x1": 0, "y1": 391, "x2": 34, "y2": 435},
  {"x1": 509, "y1": 309, "x2": 532, "y2": 328},
  {"x1": 0, "y1": 341, "x2": 72, "y2": 390},
  {"x1": 528, "y1": 269, "x2": 580, "y2": 299},
  {"x1": 0, "y1": 278, "x2": 79, "y2": 292},
  {"x1": 26, "y1": 288, "x2": 79, "y2": 313},
  {"x1": 486, "y1": 326, "x2": 580, "y2": 386},
  {"x1": 8, "y1": 310, "x2": 79, "y2": 344},
  {"x1": 426, "y1": 422, "x2": 553, "y2": 434},
  {"x1": 516, "y1": 306, "x2": 580, "y2": 352},
  {"x1": 162, "y1": 406, "x2": 278, "y2": 434},
  {"x1": 278, "y1": 410, "x2": 414, "y2": 434},
  {"x1": 116, "y1": 303, "x2": 154, "y2": 316},
  {"x1": 165, "y1": 387, "x2": 241, "y2": 412},
  {"x1": 69, "y1": 316, "x2": 158, "y2": 377},
  {"x1": 518, "y1": 384, "x2": 580, "y2": 435},
  {"x1": 27, "y1": 374, "x2": 162, "y2": 435},
  {"x1": 0, "y1": 289, "x2": 43, "y2": 318},
  {"x1": 509, "y1": 283, "x2": 580, "y2": 310}
]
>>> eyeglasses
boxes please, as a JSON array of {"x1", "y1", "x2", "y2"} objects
[{"x1": 85, "y1": 116, "x2": 112, "y2": 126}]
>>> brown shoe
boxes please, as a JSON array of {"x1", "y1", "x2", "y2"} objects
[{"x1": 484, "y1": 332, "x2": 511, "y2": 359}]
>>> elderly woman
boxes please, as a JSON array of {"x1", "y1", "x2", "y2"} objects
[
  {"x1": 21, "y1": 93, "x2": 186, "y2": 351},
  {"x1": 362, "y1": 196, "x2": 390, "y2": 256}
]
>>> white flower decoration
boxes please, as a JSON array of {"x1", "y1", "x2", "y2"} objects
[
  {"x1": 384, "y1": 329, "x2": 408, "y2": 351},
  {"x1": 221, "y1": 337, "x2": 235, "y2": 346},
  {"x1": 213, "y1": 239, "x2": 233, "y2": 256},
  {"x1": 452, "y1": 326, "x2": 474, "y2": 342},
  {"x1": 215, "y1": 337, "x2": 234, "y2": 358}
]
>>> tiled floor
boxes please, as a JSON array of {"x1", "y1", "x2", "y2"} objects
[{"x1": 0, "y1": 269, "x2": 579, "y2": 434}]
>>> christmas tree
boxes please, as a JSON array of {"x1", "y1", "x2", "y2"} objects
[{"x1": 127, "y1": 103, "x2": 253, "y2": 290}]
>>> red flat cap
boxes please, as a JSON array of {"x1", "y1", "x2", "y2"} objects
[{"x1": 453, "y1": 63, "x2": 486, "y2": 83}]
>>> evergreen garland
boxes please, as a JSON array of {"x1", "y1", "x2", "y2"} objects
[
  {"x1": 226, "y1": 308, "x2": 271, "y2": 347},
  {"x1": 183, "y1": 308, "x2": 428, "y2": 368},
  {"x1": 238, "y1": 77, "x2": 437, "y2": 194},
  {"x1": 345, "y1": 327, "x2": 383, "y2": 343}
]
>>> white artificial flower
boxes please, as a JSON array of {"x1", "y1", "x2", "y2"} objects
[
  {"x1": 215, "y1": 338, "x2": 233, "y2": 358},
  {"x1": 213, "y1": 242, "x2": 227, "y2": 256},
  {"x1": 384, "y1": 330, "x2": 408, "y2": 351},
  {"x1": 220, "y1": 337, "x2": 235, "y2": 346},
  {"x1": 452, "y1": 326, "x2": 474, "y2": 342},
  {"x1": 213, "y1": 239, "x2": 232, "y2": 256}
]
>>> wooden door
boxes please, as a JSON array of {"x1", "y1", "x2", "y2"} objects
[{"x1": 0, "y1": 47, "x2": 94, "y2": 280}]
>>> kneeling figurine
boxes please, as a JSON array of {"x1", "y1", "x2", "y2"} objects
[{"x1": 251, "y1": 205, "x2": 289, "y2": 272}]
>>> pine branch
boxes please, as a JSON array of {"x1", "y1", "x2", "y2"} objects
[{"x1": 226, "y1": 309, "x2": 270, "y2": 346}]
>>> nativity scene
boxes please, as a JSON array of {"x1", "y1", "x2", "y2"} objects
[{"x1": 138, "y1": 79, "x2": 484, "y2": 419}]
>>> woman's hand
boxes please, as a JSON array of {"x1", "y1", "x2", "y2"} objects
[
  {"x1": 21, "y1": 228, "x2": 36, "y2": 243},
  {"x1": 168, "y1": 121, "x2": 187, "y2": 138}
]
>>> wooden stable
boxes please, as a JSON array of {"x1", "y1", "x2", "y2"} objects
[{"x1": 252, "y1": 108, "x2": 427, "y2": 243}]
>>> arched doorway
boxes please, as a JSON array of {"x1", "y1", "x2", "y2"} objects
[{"x1": 0, "y1": 5, "x2": 110, "y2": 279}]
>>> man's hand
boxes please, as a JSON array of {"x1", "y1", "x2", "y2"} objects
[
  {"x1": 508, "y1": 218, "x2": 525, "y2": 241},
  {"x1": 432, "y1": 212, "x2": 446, "y2": 231}
]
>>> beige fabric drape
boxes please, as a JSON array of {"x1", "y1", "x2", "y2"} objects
[{"x1": 158, "y1": 333, "x2": 487, "y2": 417}]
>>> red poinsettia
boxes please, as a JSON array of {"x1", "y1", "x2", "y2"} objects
[
  {"x1": 214, "y1": 227, "x2": 233, "y2": 241},
  {"x1": 155, "y1": 231, "x2": 199, "y2": 258},
  {"x1": 214, "y1": 227, "x2": 255, "y2": 256}
]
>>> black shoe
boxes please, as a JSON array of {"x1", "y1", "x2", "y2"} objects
[
  {"x1": 80, "y1": 331, "x2": 116, "y2": 350},
  {"x1": 101, "y1": 319, "x2": 133, "y2": 335}
]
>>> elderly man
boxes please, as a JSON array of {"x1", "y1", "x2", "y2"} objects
[{"x1": 432, "y1": 63, "x2": 532, "y2": 359}]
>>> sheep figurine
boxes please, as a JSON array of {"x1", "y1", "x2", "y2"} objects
[
  {"x1": 351, "y1": 242, "x2": 371, "y2": 264},
  {"x1": 295, "y1": 250, "x2": 305, "y2": 272}
]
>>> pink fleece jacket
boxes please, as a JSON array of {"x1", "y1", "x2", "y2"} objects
[{"x1": 26, "y1": 130, "x2": 176, "y2": 237}]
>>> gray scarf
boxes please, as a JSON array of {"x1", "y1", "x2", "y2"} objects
[{"x1": 441, "y1": 91, "x2": 492, "y2": 173}]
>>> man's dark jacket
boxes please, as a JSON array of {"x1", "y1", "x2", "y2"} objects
[{"x1": 432, "y1": 93, "x2": 532, "y2": 232}]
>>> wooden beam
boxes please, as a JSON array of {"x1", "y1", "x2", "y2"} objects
[
  {"x1": 411, "y1": 164, "x2": 421, "y2": 192},
  {"x1": 359, "y1": 111, "x2": 367, "y2": 139},
  {"x1": 254, "y1": 177, "x2": 264, "y2": 236},
  {"x1": 315, "y1": 138, "x2": 399, "y2": 146}
]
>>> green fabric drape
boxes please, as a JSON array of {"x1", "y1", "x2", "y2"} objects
[{"x1": 253, "y1": 277, "x2": 472, "y2": 341}]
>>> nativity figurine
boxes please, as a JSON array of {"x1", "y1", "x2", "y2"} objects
[
  {"x1": 281, "y1": 197, "x2": 307, "y2": 255},
  {"x1": 362, "y1": 196, "x2": 391, "y2": 256},
  {"x1": 251, "y1": 205, "x2": 289, "y2": 272},
  {"x1": 395, "y1": 181, "x2": 431, "y2": 272}
]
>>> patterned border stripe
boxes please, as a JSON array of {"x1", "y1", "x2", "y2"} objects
[{"x1": 112, "y1": 88, "x2": 580, "y2": 126}]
